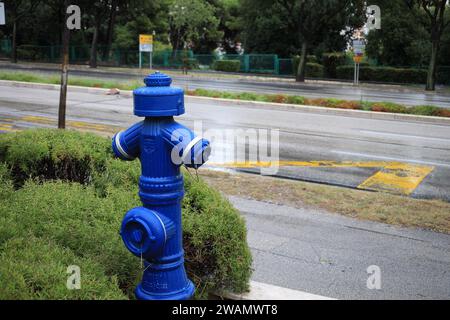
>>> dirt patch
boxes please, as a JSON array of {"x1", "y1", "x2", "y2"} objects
[{"x1": 199, "y1": 169, "x2": 450, "y2": 234}]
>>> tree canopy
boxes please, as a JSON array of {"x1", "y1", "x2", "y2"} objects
[{"x1": 0, "y1": 0, "x2": 449, "y2": 88}]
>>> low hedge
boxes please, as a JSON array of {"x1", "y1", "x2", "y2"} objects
[
  {"x1": 336, "y1": 65, "x2": 428, "y2": 84},
  {"x1": 292, "y1": 56, "x2": 325, "y2": 78},
  {"x1": 186, "y1": 88, "x2": 450, "y2": 117},
  {"x1": 212, "y1": 60, "x2": 241, "y2": 72},
  {"x1": 182, "y1": 58, "x2": 200, "y2": 70},
  {"x1": 0, "y1": 129, "x2": 252, "y2": 299},
  {"x1": 322, "y1": 53, "x2": 347, "y2": 78}
]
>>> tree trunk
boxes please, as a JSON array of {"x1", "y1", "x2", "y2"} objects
[
  {"x1": 426, "y1": 39, "x2": 439, "y2": 91},
  {"x1": 11, "y1": 21, "x2": 17, "y2": 63},
  {"x1": 59, "y1": 0, "x2": 71, "y2": 129},
  {"x1": 296, "y1": 42, "x2": 308, "y2": 82},
  {"x1": 89, "y1": 20, "x2": 100, "y2": 68},
  {"x1": 102, "y1": 0, "x2": 118, "y2": 61}
]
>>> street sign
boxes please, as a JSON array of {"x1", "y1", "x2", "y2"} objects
[
  {"x1": 139, "y1": 34, "x2": 153, "y2": 52},
  {"x1": 352, "y1": 39, "x2": 365, "y2": 56},
  {"x1": 0, "y1": 2, "x2": 5, "y2": 25},
  {"x1": 139, "y1": 34, "x2": 154, "y2": 70},
  {"x1": 352, "y1": 39, "x2": 365, "y2": 86},
  {"x1": 353, "y1": 55, "x2": 363, "y2": 64}
]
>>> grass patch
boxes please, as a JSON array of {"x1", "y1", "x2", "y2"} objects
[
  {"x1": 199, "y1": 170, "x2": 450, "y2": 234},
  {"x1": 1, "y1": 71, "x2": 449, "y2": 118},
  {"x1": 0, "y1": 129, "x2": 252, "y2": 299}
]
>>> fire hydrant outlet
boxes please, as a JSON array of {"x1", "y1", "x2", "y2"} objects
[{"x1": 121, "y1": 207, "x2": 174, "y2": 260}]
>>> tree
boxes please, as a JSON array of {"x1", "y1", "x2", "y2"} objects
[
  {"x1": 86, "y1": 0, "x2": 112, "y2": 68},
  {"x1": 238, "y1": 0, "x2": 364, "y2": 80},
  {"x1": 405, "y1": 0, "x2": 450, "y2": 91},
  {"x1": 366, "y1": 0, "x2": 430, "y2": 68},
  {"x1": 58, "y1": 0, "x2": 71, "y2": 129},
  {"x1": 276, "y1": 0, "x2": 365, "y2": 82},
  {"x1": 3, "y1": 0, "x2": 41, "y2": 63},
  {"x1": 168, "y1": 0, "x2": 221, "y2": 56}
]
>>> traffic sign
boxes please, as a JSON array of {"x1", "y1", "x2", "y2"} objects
[
  {"x1": 139, "y1": 34, "x2": 153, "y2": 52},
  {"x1": 353, "y1": 55, "x2": 363, "y2": 64},
  {"x1": 352, "y1": 39, "x2": 365, "y2": 56},
  {"x1": 0, "y1": 2, "x2": 5, "y2": 25}
]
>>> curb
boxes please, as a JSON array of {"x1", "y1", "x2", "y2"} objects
[
  {"x1": 1, "y1": 61, "x2": 447, "y2": 94},
  {"x1": 1, "y1": 79, "x2": 449, "y2": 125},
  {"x1": 215, "y1": 281, "x2": 336, "y2": 300}
]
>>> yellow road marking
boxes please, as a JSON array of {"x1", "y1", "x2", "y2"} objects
[
  {"x1": 357, "y1": 163, "x2": 434, "y2": 195},
  {"x1": 209, "y1": 161, "x2": 434, "y2": 196},
  {"x1": 20, "y1": 115, "x2": 116, "y2": 132},
  {"x1": 0, "y1": 123, "x2": 15, "y2": 132},
  {"x1": 1, "y1": 115, "x2": 435, "y2": 196},
  {"x1": 209, "y1": 160, "x2": 390, "y2": 168}
]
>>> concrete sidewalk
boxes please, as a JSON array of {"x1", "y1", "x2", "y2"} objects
[{"x1": 230, "y1": 196, "x2": 450, "y2": 300}]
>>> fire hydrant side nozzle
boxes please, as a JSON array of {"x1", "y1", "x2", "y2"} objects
[{"x1": 111, "y1": 72, "x2": 210, "y2": 300}]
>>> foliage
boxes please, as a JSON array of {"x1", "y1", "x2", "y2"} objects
[
  {"x1": 168, "y1": 0, "x2": 222, "y2": 53},
  {"x1": 0, "y1": 129, "x2": 252, "y2": 299},
  {"x1": 185, "y1": 88, "x2": 449, "y2": 117},
  {"x1": 336, "y1": 65, "x2": 432, "y2": 84},
  {"x1": 212, "y1": 59, "x2": 241, "y2": 72},
  {"x1": 293, "y1": 56, "x2": 325, "y2": 78},
  {"x1": 322, "y1": 52, "x2": 348, "y2": 78}
]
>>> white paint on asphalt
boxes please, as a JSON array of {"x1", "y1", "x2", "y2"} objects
[
  {"x1": 358, "y1": 129, "x2": 450, "y2": 142},
  {"x1": 331, "y1": 150, "x2": 450, "y2": 168}
]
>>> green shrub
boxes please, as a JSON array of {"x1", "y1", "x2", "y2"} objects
[
  {"x1": 292, "y1": 56, "x2": 325, "y2": 78},
  {"x1": 322, "y1": 53, "x2": 347, "y2": 78},
  {"x1": 17, "y1": 45, "x2": 43, "y2": 61},
  {"x1": 409, "y1": 105, "x2": 441, "y2": 116},
  {"x1": 336, "y1": 66, "x2": 428, "y2": 84},
  {"x1": 0, "y1": 129, "x2": 252, "y2": 299},
  {"x1": 286, "y1": 95, "x2": 306, "y2": 105},
  {"x1": 182, "y1": 58, "x2": 199, "y2": 70},
  {"x1": 307, "y1": 55, "x2": 318, "y2": 64},
  {"x1": 0, "y1": 237, "x2": 127, "y2": 300},
  {"x1": 0, "y1": 129, "x2": 111, "y2": 186},
  {"x1": 370, "y1": 102, "x2": 408, "y2": 113},
  {"x1": 212, "y1": 60, "x2": 241, "y2": 72},
  {"x1": 305, "y1": 63, "x2": 325, "y2": 78},
  {"x1": 437, "y1": 66, "x2": 450, "y2": 85}
]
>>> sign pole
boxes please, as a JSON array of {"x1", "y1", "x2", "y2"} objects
[{"x1": 139, "y1": 51, "x2": 142, "y2": 69}]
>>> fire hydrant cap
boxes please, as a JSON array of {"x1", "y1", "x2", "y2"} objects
[{"x1": 133, "y1": 72, "x2": 185, "y2": 117}]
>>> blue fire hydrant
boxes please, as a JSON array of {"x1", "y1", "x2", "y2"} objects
[{"x1": 111, "y1": 72, "x2": 211, "y2": 300}]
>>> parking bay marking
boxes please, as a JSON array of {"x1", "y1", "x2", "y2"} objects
[
  {"x1": 0, "y1": 114, "x2": 435, "y2": 196},
  {"x1": 209, "y1": 161, "x2": 434, "y2": 195}
]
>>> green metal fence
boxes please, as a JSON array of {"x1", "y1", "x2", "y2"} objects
[{"x1": 0, "y1": 41, "x2": 288, "y2": 74}]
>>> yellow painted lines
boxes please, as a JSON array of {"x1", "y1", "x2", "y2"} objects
[
  {"x1": 0, "y1": 123, "x2": 16, "y2": 132},
  {"x1": 209, "y1": 161, "x2": 434, "y2": 196},
  {"x1": 357, "y1": 162, "x2": 434, "y2": 195},
  {"x1": 0, "y1": 114, "x2": 122, "y2": 135},
  {"x1": 209, "y1": 160, "x2": 391, "y2": 169},
  {"x1": 0, "y1": 114, "x2": 435, "y2": 196},
  {"x1": 20, "y1": 115, "x2": 118, "y2": 134}
]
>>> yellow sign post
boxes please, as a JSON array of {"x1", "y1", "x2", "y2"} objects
[{"x1": 139, "y1": 34, "x2": 154, "y2": 69}]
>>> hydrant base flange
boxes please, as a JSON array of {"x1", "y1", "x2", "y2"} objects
[{"x1": 135, "y1": 280, "x2": 195, "y2": 301}]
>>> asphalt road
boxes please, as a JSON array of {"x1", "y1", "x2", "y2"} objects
[
  {"x1": 0, "y1": 84, "x2": 449, "y2": 201},
  {"x1": 1, "y1": 62, "x2": 450, "y2": 108},
  {"x1": 232, "y1": 196, "x2": 450, "y2": 300},
  {"x1": 0, "y1": 84, "x2": 450, "y2": 299}
]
